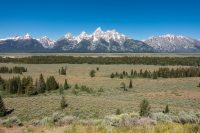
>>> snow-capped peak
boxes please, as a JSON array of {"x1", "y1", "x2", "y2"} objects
[
  {"x1": 76, "y1": 31, "x2": 90, "y2": 43},
  {"x1": 38, "y1": 36, "x2": 55, "y2": 48},
  {"x1": 23, "y1": 33, "x2": 32, "y2": 40},
  {"x1": 144, "y1": 34, "x2": 200, "y2": 52},
  {"x1": 92, "y1": 27, "x2": 128, "y2": 43},
  {"x1": 64, "y1": 33, "x2": 75, "y2": 41},
  {"x1": 60, "y1": 27, "x2": 128, "y2": 44},
  {"x1": 0, "y1": 33, "x2": 32, "y2": 41},
  {"x1": 148, "y1": 34, "x2": 189, "y2": 40},
  {"x1": 92, "y1": 27, "x2": 104, "y2": 42},
  {"x1": 94, "y1": 27, "x2": 103, "y2": 33}
]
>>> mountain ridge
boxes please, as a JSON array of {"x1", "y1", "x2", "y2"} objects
[{"x1": 0, "y1": 28, "x2": 200, "y2": 53}]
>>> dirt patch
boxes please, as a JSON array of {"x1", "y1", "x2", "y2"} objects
[{"x1": 0, "y1": 127, "x2": 24, "y2": 133}]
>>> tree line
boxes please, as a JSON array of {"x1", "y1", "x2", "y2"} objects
[
  {"x1": 0, "y1": 74, "x2": 70, "y2": 96},
  {"x1": 111, "y1": 67, "x2": 200, "y2": 79},
  {"x1": 1, "y1": 56, "x2": 200, "y2": 66},
  {"x1": 0, "y1": 66, "x2": 27, "y2": 74}
]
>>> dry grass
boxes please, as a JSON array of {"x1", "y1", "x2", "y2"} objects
[
  {"x1": 0, "y1": 63, "x2": 200, "y2": 122},
  {"x1": 1, "y1": 123, "x2": 200, "y2": 133}
]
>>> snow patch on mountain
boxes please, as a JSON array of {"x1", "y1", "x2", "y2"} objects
[
  {"x1": 144, "y1": 34, "x2": 200, "y2": 52},
  {"x1": 38, "y1": 36, "x2": 55, "y2": 48},
  {"x1": 0, "y1": 33, "x2": 33, "y2": 41},
  {"x1": 61, "y1": 27, "x2": 128, "y2": 44}
]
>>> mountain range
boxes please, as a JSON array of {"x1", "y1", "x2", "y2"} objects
[{"x1": 0, "y1": 27, "x2": 200, "y2": 53}]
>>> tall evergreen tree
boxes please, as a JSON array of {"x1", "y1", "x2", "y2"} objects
[
  {"x1": 46, "y1": 76, "x2": 59, "y2": 91},
  {"x1": 152, "y1": 71, "x2": 158, "y2": 79},
  {"x1": 60, "y1": 67, "x2": 66, "y2": 75},
  {"x1": 37, "y1": 74, "x2": 46, "y2": 93},
  {"x1": 17, "y1": 81, "x2": 22, "y2": 95},
  {"x1": 163, "y1": 104, "x2": 169, "y2": 113},
  {"x1": 131, "y1": 69, "x2": 134, "y2": 76},
  {"x1": 129, "y1": 79, "x2": 133, "y2": 88}
]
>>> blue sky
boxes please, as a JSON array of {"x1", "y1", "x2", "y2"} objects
[{"x1": 0, "y1": 0, "x2": 200, "y2": 40}]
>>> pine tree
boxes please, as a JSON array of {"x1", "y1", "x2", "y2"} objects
[
  {"x1": 0, "y1": 95, "x2": 6, "y2": 117},
  {"x1": 134, "y1": 70, "x2": 137, "y2": 77},
  {"x1": 122, "y1": 71, "x2": 126, "y2": 75},
  {"x1": 17, "y1": 81, "x2": 22, "y2": 95},
  {"x1": 129, "y1": 79, "x2": 133, "y2": 88},
  {"x1": 139, "y1": 99, "x2": 151, "y2": 117},
  {"x1": 63, "y1": 79, "x2": 70, "y2": 90},
  {"x1": 46, "y1": 76, "x2": 59, "y2": 91},
  {"x1": 110, "y1": 73, "x2": 115, "y2": 78},
  {"x1": 139, "y1": 69, "x2": 143, "y2": 77},
  {"x1": 90, "y1": 70, "x2": 96, "y2": 77},
  {"x1": 60, "y1": 67, "x2": 66, "y2": 75},
  {"x1": 164, "y1": 104, "x2": 169, "y2": 113},
  {"x1": 21, "y1": 76, "x2": 33, "y2": 94},
  {"x1": 37, "y1": 74, "x2": 46, "y2": 93},
  {"x1": 131, "y1": 69, "x2": 134, "y2": 77},
  {"x1": 58, "y1": 69, "x2": 61, "y2": 75},
  {"x1": 152, "y1": 71, "x2": 158, "y2": 79}
]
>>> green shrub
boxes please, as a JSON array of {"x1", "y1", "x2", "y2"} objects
[
  {"x1": 176, "y1": 111, "x2": 199, "y2": 124},
  {"x1": 104, "y1": 113, "x2": 155, "y2": 127},
  {"x1": 2, "y1": 116, "x2": 23, "y2": 127},
  {"x1": 139, "y1": 99, "x2": 151, "y2": 117},
  {"x1": 116, "y1": 109, "x2": 122, "y2": 115},
  {"x1": 80, "y1": 85, "x2": 94, "y2": 94},
  {"x1": 110, "y1": 73, "x2": 115, "y2": 78},
  {"x1": 90, "y1": 70, "x2": 96, "y2": 77},
  {"x1": 152, "y1": 112, "x2": 172, "y2": 122},
  {"x1": 98, "y1": 88, "x2": 104, "y2": 93}
]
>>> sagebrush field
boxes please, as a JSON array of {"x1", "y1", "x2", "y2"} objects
[{"x1": 0, "y1": 57, "x2": 200, "y2": 133}]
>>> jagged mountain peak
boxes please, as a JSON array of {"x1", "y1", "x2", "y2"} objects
[
  {"x1": 148, "y1": 34, "x2": 192, "y2": 40},
  {"x1": 94, "y1": 27, "x2": 103, "y2": 33},
  {"x1": 38, "y1": 36, "x2": 55, "y2": 48},
  {"x1": 64, "y1": 33, "x2": 75, "y2": 41},
  {"x1": 24, "y1": 33, "x2": 32, "y2": 39},
  {"x1": 145, "y1": 34, "x2": 200, "y2": 52},
  {"x1": 0, "y1": 29, "x2": 200, "y2": 53},
  {"x1": 60, "y1": 27, "x2": 128, "y2": 44},
  {"x1": 76, "y1": 31, "x2": 90, "y2": 43}
]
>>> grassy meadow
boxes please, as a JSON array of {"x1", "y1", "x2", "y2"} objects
[{"x1": 0, "y1": 63, "x2": 200, "y2": 123}]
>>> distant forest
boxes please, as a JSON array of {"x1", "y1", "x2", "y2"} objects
[{"x1": 1, "y1": 56, "x2": 200, "y2": 66}]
